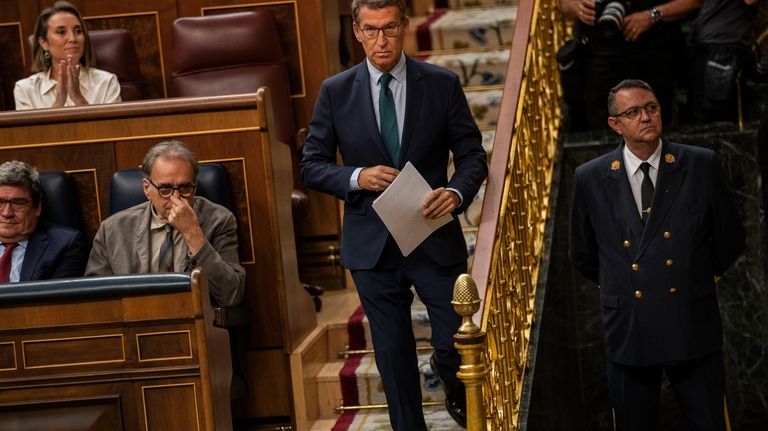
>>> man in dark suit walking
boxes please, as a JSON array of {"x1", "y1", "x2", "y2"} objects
[
  {"x1": 0, "y1": 160, "x2": 86, "y2": 283},
  {"x1": 569, "y1": 79, "x2": 745, "y2": 430},
  {"x1": 300, "y1": 1, "x2": 487, "y2": 428}
]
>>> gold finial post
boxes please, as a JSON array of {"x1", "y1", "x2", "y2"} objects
[{"x1": 452, "y1": 274, "x2": 488, "y2": 431}]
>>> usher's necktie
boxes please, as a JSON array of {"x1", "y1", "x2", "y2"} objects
[
  {"x1": 0, "y1": 242, "x2": 17, "y2": 283},
  {"x1": 158, "y1": 225, "x2": 174, "y2": 272},
  {"x1": 379, "y1": 73, "x2": 400, "y2": 165},
  {"x1": 639, "y1": 162, "x2": 654, "y2": 224}
]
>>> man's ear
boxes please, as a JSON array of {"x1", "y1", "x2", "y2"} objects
[
  {"x1": 142, "y1": 179, "x2": 151, "y2": 200},
  {"x1": 353, "y1": 23, "x2": 363, "y2": 43},
  {"x1": 607, "y1": 116, "x2": 622, "y2": 135}
]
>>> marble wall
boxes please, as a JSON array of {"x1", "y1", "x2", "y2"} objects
[{"x1": 524, "y1": 121, "x2": 768, "y2": 430}]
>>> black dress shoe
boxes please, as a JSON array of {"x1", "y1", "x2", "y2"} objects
[
  {"x1": 445, "y1": 396, "x2": 467, "y2": 428},
  {"x1": 430, "y1": 353, "x2": 467, "y2": 428}
]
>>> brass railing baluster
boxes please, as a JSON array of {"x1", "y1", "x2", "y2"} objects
[{"x1": 455, "y1": 0, "x2": 568, "y2": 429}]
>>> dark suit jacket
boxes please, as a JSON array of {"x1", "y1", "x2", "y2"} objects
[
  {"x1": 19, "y1": 222, "x2": 86, "y2": 281},
  {"x1": 301, "y1": 56, "x2": 487, "y2": 270},
  {"x1": 569, "y1": 140, "x2": 745, "y2": 366}
]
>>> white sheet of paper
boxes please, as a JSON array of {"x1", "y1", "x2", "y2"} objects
[{"x1": 372, "y1": 162, "x2": 453, "y2": 256}]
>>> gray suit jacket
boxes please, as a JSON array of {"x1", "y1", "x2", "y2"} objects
[{"x1": 85, "y1": 197, "x2": 245, "y2": 306}]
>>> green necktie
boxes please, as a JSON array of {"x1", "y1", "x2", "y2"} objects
[{"x1": 379, "y1": 73, "x2": 400, "y2": 165}]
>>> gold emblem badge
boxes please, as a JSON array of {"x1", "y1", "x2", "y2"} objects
[
  {"x1": 665, "y1": 154, "x2": 675, "y2": 164},
  {"x1": 610, "y1": 160, "x2": 620, "y2": 171}
]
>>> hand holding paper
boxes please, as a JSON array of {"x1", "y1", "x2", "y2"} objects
[{"x1": 372, "y1": 162, "x2": 453, "y2": 256}]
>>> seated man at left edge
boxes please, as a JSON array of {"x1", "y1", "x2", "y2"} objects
[{"x1": 0, "y1": 160, "x2": 87, "y2": 283}]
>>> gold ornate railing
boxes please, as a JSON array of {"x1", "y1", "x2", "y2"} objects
[{"x1": 454, "y1": 0, "x2": 569, "y2": 429}]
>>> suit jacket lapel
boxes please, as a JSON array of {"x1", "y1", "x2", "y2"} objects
[
  {"x1": 135, "y1": 204, "x2": 152, "y2": 273},
  {"x1": 603, "y1": 144, "x2": 644, "y2": 239},
  {"x1": 354, "y1": 64, "x2": 392, "y2": 163},
  {"x1": 638, "y1": 140, "x2": 684, "y2": 255},
  {"x1": 400, "y1": 57, "x2": 422, "y2": 169},
  {"x1": 19, "y1": 229, "x2": 47, "y2": 281}
]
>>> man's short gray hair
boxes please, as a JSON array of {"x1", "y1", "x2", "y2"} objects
[
  {"x1": 141, "y1": 140, "x2": 199, "y2": 180},
  {"x1": 0, "y1": 161, "x2": 42, "y2": 206}
]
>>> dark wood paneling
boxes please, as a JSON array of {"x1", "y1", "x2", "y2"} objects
[
  {"x1": 0, "y1": 23, "x2": 23, "y2": 110},
  {"x1": 68, "y1": 169, "x2": 102, "y2": 247},
  {"x1": 0, "y1": 395, "x2": 123, "y2": 431},
  {"x1": 0, "y1": 270, "x2": 231, "y2": 430},
  {"x1": 0, "y1": 94, "x2": 317, "y2": 421},
  {"x1": 142, "y1": 384, "x2": 200, "y2": 431}
]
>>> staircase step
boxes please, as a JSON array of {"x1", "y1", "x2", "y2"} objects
[
  {"x1": 466, "y1": 88, "x2": 502, "y2": 128},
  {"x1": 422, "y1": 48, "x2": 510, "y2": 87},
  {"x1": 317, "y1": 360, "x2": 345, "y2": 418},
  {"x1": 409, "y1": 5, "x2": 518, "y2": 52},
  {"x1": 340, "y1": 351, "x2": 445, "y2": 408},
  {"x1": 310, "y1": 417, "x2": 339, "y2": 431},
  {"x1": 330, "y1": 403, "x2": 464, "y2": 431}
]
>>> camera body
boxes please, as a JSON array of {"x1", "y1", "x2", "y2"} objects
[{"x1": 594, "y1": 0, "x2": 629, "y2": 39}]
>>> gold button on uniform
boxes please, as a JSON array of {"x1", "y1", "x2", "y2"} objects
[
  {"x1": 664, "y1": 231, "x2": 672, "y2": 239},
  {"x1": 631, "y1": 263, "x2": 639, "y2": 271},
  {"x1": 623, "y1": 240, "x2": 631, "y2": 248},
  {"x1": 669, "y1": 287, "x2": 678, "y2": 294},
  {"x1": 666, "y1": 259, "x2": 674, "y2": 266},
  {"x1": 635, "y1": 290, "x2": 643, "y2": 298}
]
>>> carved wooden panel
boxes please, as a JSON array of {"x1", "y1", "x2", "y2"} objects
[
  {"x1": 67, "y1": 169, "x2": 102, "y2": 246},
  {"x1": 22, "y1": 334, "x2": 125, "y2": 369},
  {"x1": 0, "y1": 343, "x2": 15, "y2": 371},
  {"x1": 0, "y1": 395, "x2": 123, "y2": 431},
  {"x1": 201, "y1": 158, "x2": 255, "y2": 264},
  {"x1": 142, "y1": 383, "x2": 200, "y2": 431},
  {"x1": 0, "y1": 269, "x2": 231, "y2": 429},
  {"x1": 136, "y1": 331, "x2": 193, "y2": 362}
]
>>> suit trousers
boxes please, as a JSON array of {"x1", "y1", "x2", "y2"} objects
[
  {"x1": 606, "y1": 350, "x2": 726, "y2": 431},
  {"x1": 352, "y1": 236, "x2": 465, "y2": 431}
]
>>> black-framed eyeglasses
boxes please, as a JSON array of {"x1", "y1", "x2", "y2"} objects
[
  {"x1": 611, "y1": 102, "x2": 661, "y2": 121},
  {"x1": 357, "y1": 23, "x2": 402, "y2": 39},
  {"x1": 0, "y1": 198, "x2": 32, "y2": 212},
  {"x1": 147, "y1": 179, "x2": 196, "y2": 198}
]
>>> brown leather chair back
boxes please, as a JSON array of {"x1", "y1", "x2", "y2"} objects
[
  {"x1": 26, "y1": 29, "x2": 145, "y2": 101},
  {"x1": 170, "y1": 11, "x2": 294, "y2": 147},
  {"x1": 89, "y1": 29, "x2": 144, "y2": 101}
]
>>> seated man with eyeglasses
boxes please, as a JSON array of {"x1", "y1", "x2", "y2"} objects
[
  {"x1": 86, "y1": 140, "x2": 245, "y2": 307},
  {"x1": 0, "y1": 160, "x2": 86, "y2": 283}
]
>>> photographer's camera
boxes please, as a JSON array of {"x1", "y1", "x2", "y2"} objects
[{"x1": 594, "y1": 0, "x2": 628, "y2": 39}]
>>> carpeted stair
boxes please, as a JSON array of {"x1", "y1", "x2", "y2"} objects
[{"x1": 323, "y1": 1, "x2": 517, "y2": 429}]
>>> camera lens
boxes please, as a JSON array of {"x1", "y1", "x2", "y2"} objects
[{"x1": 597, "y1": 1, "x2": 626, "y2": 38}]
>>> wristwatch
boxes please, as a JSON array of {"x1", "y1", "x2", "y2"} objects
[{"x1": 649, "y1": 7, "x2": 663, "y2": 24}]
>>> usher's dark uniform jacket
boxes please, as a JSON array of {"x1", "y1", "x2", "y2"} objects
[{"x1": 569, "y1": 140, "x2": 745, "y2": 366}]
